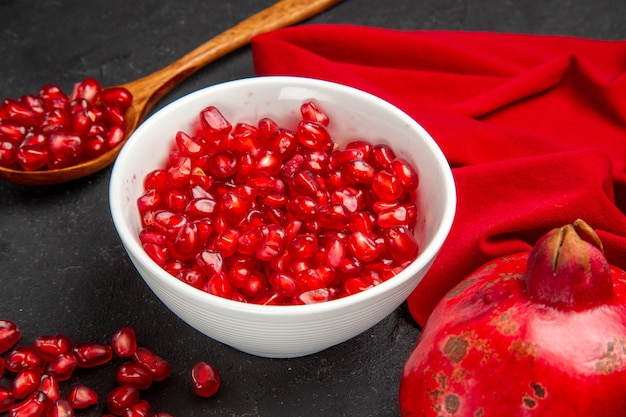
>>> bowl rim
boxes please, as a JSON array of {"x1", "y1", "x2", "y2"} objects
[{"x1": 109, "y1": 75, "x2": 456, "y2": 317}]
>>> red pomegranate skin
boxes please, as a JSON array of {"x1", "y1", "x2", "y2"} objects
[{"x1": 399, "y1": 224, "x2": 626, "y2": 416}]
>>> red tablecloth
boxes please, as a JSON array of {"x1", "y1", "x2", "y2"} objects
[{"x1": 251, "y1": 25, "x2": 626, "y2": 326}]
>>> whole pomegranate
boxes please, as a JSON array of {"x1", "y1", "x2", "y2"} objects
[{"x1": 399, "y1": 219, "x2": 626, "y2": 416}]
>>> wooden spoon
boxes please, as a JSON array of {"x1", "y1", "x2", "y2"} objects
[{"x1": 0, "y1": 0, "x2": 342, "y2": 186}]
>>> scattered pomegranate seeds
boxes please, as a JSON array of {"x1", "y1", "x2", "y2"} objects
[
  {"x1": 0, "y1": 77, "x2": 132, "y2": 171},
  {"x1": 190, "y1": 362, "x2": 220, "y2": 398},
  {"x1": 0, "y1": 319, "x2": 221, "y2": 416},
  {"x1": 111, "y1": 327, "x2": 138, "y2": 358},
  {"x1": 66, "y1": 384, "x2": 98, "y2": 409},
  {"x1": 137, "y1": 101, "x2": 421, "y2": 305},
  {"x1": 0, "y1": 320, "x2": 21, "y2": 354}
]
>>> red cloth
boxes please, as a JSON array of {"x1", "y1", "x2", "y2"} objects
[{"x1": 251, "y1": 25, "x2": 626, "y2": 327}]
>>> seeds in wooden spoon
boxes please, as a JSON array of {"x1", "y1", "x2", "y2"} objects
[{"x1": 0, "y1": 78, "x2": 132, "y2": 171}]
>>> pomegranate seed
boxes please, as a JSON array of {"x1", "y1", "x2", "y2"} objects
[
  {"x1": 66, "y1": 385, "x2": 98, "y2": 409},
  {"x1": 103, "y1": 104, "x2": 127, "y2": 127},
  {"x1": 239, "y1": 271, "x2": 267, "y2": 298},
  {"x1": 296, "y1": 288, "x2": 332, "y2": 304},
  {"x1": 254, "y1": 150, "x2": 282, "y2": 175},
  {"x1": 208, "y1": 150, "x2": 239, "y2": 178},
  {"x1": 73, "y1": 342, "x2": 113, "y2": 368},
  {"x1": 295, "y1": 268, "x2": 326, "y2": 291},
  {"x1": 142, "y1": 243, "x2": 168, "y2": 267},
  {"x1": 166, "y1": 156, "x2": 192, "y2": 188},
  {"x1": 40, "y1": 108, "x2": 70, "y2": 134},
  {"x1": 390, "y1": 157, "x2": 419, "y2": 191},
  {"x1": 270, "y1": 273, "x2": 298, "y2": 297},
  {"x1": 325, "y1": 236, "x2": 346, "y2": 268},
  {"x1": 174, "y1": 131, "x2": 202, "y2": 156},
  {"x1": 256, "y1": 224, "x2": 287, "y2": 261},
  {"x1": 329, "y1": 188, "x2": 360, "y2": 213},
  {"x1": 38, "y1": 84, "x2": 66, "y2": 104},
  {"x1": 123, "y1": 399, "x2": 151, "y2": 417},
  {"x1": 372, "y1": 170, "x2": 404, "y2": 201},
  {"x1": 257, "y1": 117, "x2": 278, "y2": 140},
  {"x1": 84, "y1": 134, "x2": 107, "y2": 158},
  {"x1": 12, "y1": 369, "x2": 41, "y2": 399},
  {"x1": 33, "y1": 334, "x2": 73, "y2": 361},
  {"x1": 16, "y1": 145, "x2": 50, "y2": 171},
  {"x1": 191, "y1": 362, "x2": 220, "y2": 398},
  {"x1": 0, "y1": 121, "x2": 27, "y2": 142},
  {"x1": 106, "y1": 124, "x2": 126, "y2": 148},
  {"x1": 0, "y1": 141, "x2": 17, "y2": 168},
  {"x1": 300, "y1": 101, "x2": 329, "y2": 126},
  {"x1": 196, "y1": 249, "x2": 224, "y2": 276},
  {"x1": 100, "y1": 87, "x2": 133, "y2": 108},
  {"x1": 0, "y1": 356, "x2": 4, "y2": 375},
  {"x1": 343, "y1": 277, "x2": 371, "y2": 296},
  {"x1": 177, "y1": 268, "x2": 207, "y2": 290},
  {"x1": 5, "y1": 347, "x2": 45, "y2": 374},
  {"x1": 316, "y1": 203, "x2": 350, "y2": 230},
  {"x1": 70, "y1": 77, "x2": 101, "y2": 104},
  {"x1": 38, "y1": 374, "x2": 60, "y2": 403},
  {"x1": 47, "y1": 399, "x2": 74, "y2": 417},
  {"x1": 291, "y1": 170, "x2": 322, "y2": 197},
  {"x1": 296, "y1": 120, "x2": 330, "y2": 150},
  {"x1": 8, "y1": 391, "x2": 49, "y2": 417},
  {"x1": 236, "y1": 227, "x2": 263, "y2": 255},
  {"x1": 0, "y1": 320, "x2": 21, "y2": 354},
  {"x1": 289, "y1": 233, "x2": 318, "y2": 259},
  {"x1": 137, "y1": 189, "x2": 163, "y2": 212},
  {"x1": 151, "y1": 413, "x2": 175, "y2": 417},
  {"x1": 45, "y1": 352, "x2": 77, "y2": 381},
  {"x1": 132, "y1": 347, "x2": 171, "y2": 382},
  {"x1": 70, "y1": 108, "x2": 95, "y2": 135},
  {"x1": 270, "y1": 128, "x2": 299, "y2": 158},
  {"x1": 377, "y1": 204, "x2": 417, "y2": 228},
  {"x1": 151, "y1": 211, "x2": 187, "y2": 240},
  {"x1": 19, "y1": 95, "x2": 46, "y2": 121},
  {"x1": 199, "y1": 106, "x2": 231, "y2": 139},
  {"x1": 166, "y1": 187, "x2": 191, "y2": 213},
  {"x1": 111, "y1": 327, "x2": 137, "y2": 357},
  {"x1": 218, "y1": 192, "x2": 250, "y2": 223},
  {"x1": 384, "y1": 226, "x2": 419, "y2": 263},
  {"x1": 116, "y1": 361, "x2": 153, "y2": 390},
  {"x1": 303, "y1": 150, "x2": 330, "y2": 173},
  {"x1": 329, "y1": 148, "x2": 365, "y2": 169},
  {"x1": 342, "y1": 160, "x2": 376, "y2": 185},
  {"x1": 346, "y1": 140, "x2": 373, "y2": 158},
  {"x1": 369, "y1": 144, "x2": 396, "y2": 171},
  {"x1": 0, "y1": 386, "x2": 13, "y2": 413},
  {"x1": 48, "y1": 132, "x2": 82, "y2": 160},
  {"x1": 1, "y1": 98, "x2": 36, "y2": 125},
  {"x1": 347, "y1": 231, "x2": 383, "y2": 262},
  {"x1": 205, "y1": 273, "x2": 232, "y2": 298},
  {"x1": 105, "y1": 385, "x2": 140, "y2": 415}
]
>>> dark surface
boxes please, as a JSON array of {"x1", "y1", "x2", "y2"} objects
[{"x1": 1, "y1": 0, "x2": 624, "y2": 415}]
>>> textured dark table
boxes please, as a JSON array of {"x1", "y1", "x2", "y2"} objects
[{"x1": 1, "y1": 1, "x2": 624, "y2": 416}]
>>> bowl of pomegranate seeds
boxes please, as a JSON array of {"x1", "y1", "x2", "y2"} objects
[{"x1": 109, "y1": 76, "x2": 455, "y2": 358}]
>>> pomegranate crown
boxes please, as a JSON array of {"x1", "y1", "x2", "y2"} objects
[{"x1": 524, "y1": 219, "x2": 614, "y2": 310}]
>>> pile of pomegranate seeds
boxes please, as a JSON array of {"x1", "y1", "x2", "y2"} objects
[
  {"x1": 137, "y1": 101, "x2": 421, "y2": 305},
  {"x1": 0, "y1": 319, "x2": 220, "y2": 416},
  {"x1": 0, "y1": 78, "x2": 132, "y2": 171}
]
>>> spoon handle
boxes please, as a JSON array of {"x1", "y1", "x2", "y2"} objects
[{"x1": 122, "y1": 0, "x2": 342, "y2": 110}]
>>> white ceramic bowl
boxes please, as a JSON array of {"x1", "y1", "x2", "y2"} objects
[{"x1": 109, "y1": 76, "x2": 456, "y2": 358}]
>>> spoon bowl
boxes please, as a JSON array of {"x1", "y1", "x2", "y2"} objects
[{"x1": 0, "y1": 0, "x2": 341, "y2": 186}]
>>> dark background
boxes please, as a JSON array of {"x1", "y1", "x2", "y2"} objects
[{"x1": 1, "y1": 0, "x2": 624, "y2": 416}]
